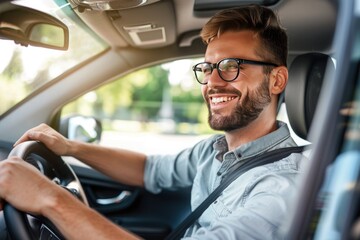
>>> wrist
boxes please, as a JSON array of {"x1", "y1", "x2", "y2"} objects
[
  {"x1": 66, "y1": 140, "x2": 81, "y2": 156},
  {"x1": 41, "y1": 186, "x2": 77, "y2": 219}
]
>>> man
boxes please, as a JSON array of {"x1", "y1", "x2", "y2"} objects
[{"x1": 0, "y1": 5, "x2": 302, "y2": 239}]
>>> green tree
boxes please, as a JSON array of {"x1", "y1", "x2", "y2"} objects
[
  {"x1": 0, "y1": 50, "x2": 26, "y2": 115},
  {"x1": 2, "y1": 50, "x2": 23, "y2": 79}
]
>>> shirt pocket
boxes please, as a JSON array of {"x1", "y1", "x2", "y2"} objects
[{"x1": 212, "y1": 197, "x2": 232, "y2": 217}]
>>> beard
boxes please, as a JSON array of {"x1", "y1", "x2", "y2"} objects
[{"x1": 206, "y1": 77, "x2": 271, "y2": 132}]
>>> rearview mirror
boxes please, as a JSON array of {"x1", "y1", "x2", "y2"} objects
[
  {"x1": 28, "y1": 23, "x2": 67, "y2": 49},
  {"x1": 0, "y1": 3, "x2": 69, "y2": 50}
]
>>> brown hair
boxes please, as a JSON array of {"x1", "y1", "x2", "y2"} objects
[{"x1": 200, "y1": 5, "x2": 288, "y2": 68}]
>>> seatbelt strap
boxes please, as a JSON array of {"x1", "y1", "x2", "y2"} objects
[{"x1": 165, "y1": 145, "x2": 306, "y2": 240}]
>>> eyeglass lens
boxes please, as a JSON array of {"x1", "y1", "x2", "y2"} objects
[{"x1": 195, "y1": 59, "x2": 239, "y2": 84}]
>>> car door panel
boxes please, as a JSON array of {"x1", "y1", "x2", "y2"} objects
[{"x1": 71, "y1": 164, "x2": 191, "y2": 239}]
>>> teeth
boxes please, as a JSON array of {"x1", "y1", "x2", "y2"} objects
[{"x1": 211, "y1": 96, "x2": 235, "y2": 104}]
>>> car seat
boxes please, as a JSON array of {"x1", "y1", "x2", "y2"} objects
[{"x1": 285, "y1": 52, "x2": 335, "y2": 140}]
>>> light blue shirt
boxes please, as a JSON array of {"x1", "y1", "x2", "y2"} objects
[{"x1": 144, "y1": 121, "x2": 304, "y2": 239}]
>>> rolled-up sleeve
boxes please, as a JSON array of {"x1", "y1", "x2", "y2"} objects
[
  {"x1": 144, "y1": 149, "x2": 196, "y2": 193},
  {"x1": 144, "y1": 137, "x2": 217, "y2": 194}
]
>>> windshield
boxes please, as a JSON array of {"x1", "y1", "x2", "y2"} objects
[{"x1": 0, "y1": 0, "x2": 107, "y2": 117}]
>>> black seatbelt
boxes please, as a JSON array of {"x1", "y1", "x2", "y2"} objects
[{"x1": 165, "y1": 145, "x2": 307, "y2": 240}]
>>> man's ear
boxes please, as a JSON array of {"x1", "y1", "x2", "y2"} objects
[{"x1": 269, "y1": 66, "x2": 288, "y2": 94}]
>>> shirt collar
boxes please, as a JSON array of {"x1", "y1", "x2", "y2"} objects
[{"x1": 213, "y1": 121, "x2": 292, "y2": 162}]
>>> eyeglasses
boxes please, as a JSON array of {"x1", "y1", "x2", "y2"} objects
[{"x1": 192, "y1": 58, "x2": 278, "y2": 85}]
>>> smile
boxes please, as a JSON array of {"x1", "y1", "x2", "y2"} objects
[{"x1": 211, "y1": 96, "x2": 237, "y2": 104}]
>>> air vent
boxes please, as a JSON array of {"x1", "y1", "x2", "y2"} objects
[{"x1": 123, "y1": 24, "x2": 166, "y2": 46}]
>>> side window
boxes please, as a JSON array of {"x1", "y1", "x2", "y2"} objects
[{"x1": 60, "y1": 59, "x2": 217, "y2": 155}]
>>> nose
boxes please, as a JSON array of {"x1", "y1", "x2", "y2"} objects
[{"x1": 207, "y1": 69, "x2": 227, "y2": 88}]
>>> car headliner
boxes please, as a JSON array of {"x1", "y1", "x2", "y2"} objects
[{"x1": 77, "y1": 0, "x2": 337, "y2": 53}]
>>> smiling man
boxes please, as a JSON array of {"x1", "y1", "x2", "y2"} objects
[
  {"x1": 197, "y1": 30, "x2": 284, "y2": 145},
  {"x1": 0, "y1": 5, "x2": 303, "y2": 240}
]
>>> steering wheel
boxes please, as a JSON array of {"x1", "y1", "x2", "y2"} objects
[{"x1": 3, "y1": 141, "x2": 88, "y2": 240}]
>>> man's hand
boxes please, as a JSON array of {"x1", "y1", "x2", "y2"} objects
[
  {"x1": 14, "y1": 123, "x2": 71, "y2": 156},
  {"x1": 0, "y1": 156, "x2": 60, "y2": 215}
]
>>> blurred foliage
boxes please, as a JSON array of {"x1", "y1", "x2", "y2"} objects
[{"x1": 0, "y1": 50, "x2": 26, "y2": 114}]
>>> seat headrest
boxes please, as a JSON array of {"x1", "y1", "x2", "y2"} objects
[{"x1": 285, "y1": 53, "x2": 335, "y2": 140}]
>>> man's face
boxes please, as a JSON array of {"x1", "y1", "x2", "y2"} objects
[{"x1": 201, "y1": 30, "x2": 272, "y2": 132}]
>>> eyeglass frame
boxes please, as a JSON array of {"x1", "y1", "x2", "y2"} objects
[{"x1": 192, "y1": 58, "x2": 279, "y2": 85}]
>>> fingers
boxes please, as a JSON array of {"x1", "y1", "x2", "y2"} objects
[
  {"x1": 14, "y1": 123, "x2": 50, "y2": 146},
  {"x1": 0, "y1": 157, "x2": 53, "y2": 214},
  {"x1": 13, "y1": 124, "x2": 69, "y2": 156},
  {"x1": 0, "y1": 157, "x2": 22, "y2": 201},
  {"x1": 13, "y1": 130, "x2": 32, "y2": 146},
  {"x1": 18, "y1": 129, "x2": 52, "y2": 145}
]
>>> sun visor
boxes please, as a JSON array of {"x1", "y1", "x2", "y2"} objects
[{"x1": 109, "y1": 0, "x2": 175, "y2": 48}]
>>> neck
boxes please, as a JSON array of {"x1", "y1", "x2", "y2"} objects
[{"x1": 224, "y1": 111, "x2": 278, "y2": 151}]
